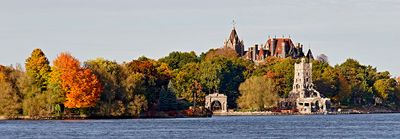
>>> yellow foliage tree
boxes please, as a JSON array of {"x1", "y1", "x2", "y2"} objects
[{"x1": 237, "y1": 76, "x2": 279, "y2": 111}]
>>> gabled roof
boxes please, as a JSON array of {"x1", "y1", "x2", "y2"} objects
[{"x1": 266, "y1": 38, "x2": 295, "y2": 56}]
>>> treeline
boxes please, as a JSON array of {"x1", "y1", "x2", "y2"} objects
[
  {"x1": 0, "y1": 48, "x2": 399, "y2": 117},
  {"x1": 238, "y1": 57, "x2": 400, "y2": 111}
]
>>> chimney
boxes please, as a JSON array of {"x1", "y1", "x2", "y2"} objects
[{"x1": 253, "y1": 44, "x2": 258, "y2": 61}]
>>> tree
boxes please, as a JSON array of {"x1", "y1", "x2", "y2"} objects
[
  {"x1": 198, "y1": 56, "x2": 248, "y2": 108},
  {"x1": 158, "y1": 86, "x2": 177, "y2": 111},
  {"x1": 237, "y1": 76, "x2": 279, "y2": 111},
  {"x1": 316, "y1": 54, "x2": 329, "y2": 63},
  {"x1": 128, "y1": 94, "x2": 148, "y2": 117},
  {"x1": 23, "y1": 49, "x2": 53, "y2": 116},
  {"x1": 85, "y1": 58, "x2": 126, "y2": 116},
  {"x1": 52, "y1": 53, "x2": 102, "y2": 109},
  {"x1": 25, "y1": 48, "x2": 51, "y2": 92},
  {"x1": 0, "y1": 66, "x2": 23, "y2": 117},
  {"x1": 122, "y1": 71, "x2": 148, "y2": 117},
  {"x1": 189, "y1": 80, "x2": 205, "y2": 107},
  {"x1": 64, "y1": 68, "x2": 103, "y2": 108},
  {"x1": 158, "y1": 51, "x2": 199, "y2": 70},
  {"x1": 317, "y1": 67, "x2": 339, "y2": 98},
  {"x1": 124, "y1": 57, "x2": 171, "y2": 108},
  {"x1": 312, "y1": 60, "x2": 338, "y2": 98},
  {"x1": 373, "y1": 78, "x2": 397, "y2": 102},
  {"x1": 171, "y1": 63, "x2": 202, "y2": 104},
  {"x1": 336, "y1": 59, "x2": 374, "y2": 105},
  {"x1": 203, "y1": 48, "x2": 238, "y2": 61},
  {"x1": 263, "y1": 58, "x2": 295, "y2": 97}
]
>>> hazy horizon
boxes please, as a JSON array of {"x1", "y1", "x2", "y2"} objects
[{"x1": 0, "y1": 0, "x2": 399, "y2": 76}]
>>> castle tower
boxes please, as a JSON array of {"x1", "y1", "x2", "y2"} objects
[
  {"x1": 223, "y1": 27, "x2": 245, "y2": 56},
  {"x1": 293, "y1": 58, "x2": 316, "y2": 98},
  {"x1": 306, "y1": 49, "x2": 314, "y2": 60},
  {"x1": 283, "y1": 58, "x2": 330, "y2": 113}
]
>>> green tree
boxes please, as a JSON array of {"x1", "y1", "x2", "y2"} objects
[
  {"x1": 237, "y1": 76, "x2": 279, "y2": 111},
  {"x1": 121, "y1": 70, "x2": 148, "y2": 117},
  {"x1": 373, "y1": 78, "x2": 397, "y2": 102},
  {"x1": 158, "y1": 86, "x2": 177, "y2": 111},
  {"x1": 264, "y1": 58, "x2": 295, "y2": 97},
  {"x1": 85, "y1": 58, "x2": 126, "y2": 116},
  {"x1": 314, "y1": 66, "x2": 339, "y2": 99},
  {"x1": 124, "y1": 57, "x2": 171, "y2": 110},
  {"x1": 171, "y1": 63, "x2": 200, "y2": 102},
  {"x1": 158, "y1": 51, "x2": 199, "y2": 70},
  {"x1": 335, "y1": 59, "x2": 374, "y2": 105},
  {"x1": 198, "y1": 56, "x2": 249, "y2": 108}
]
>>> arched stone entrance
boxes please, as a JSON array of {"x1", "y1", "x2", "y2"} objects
[
  {"x1": 211, "y1": 101, "x2": 222, "y2": 111},
  {"x1": 205, "y1": 93, "x2": 227, "y2": 112}
]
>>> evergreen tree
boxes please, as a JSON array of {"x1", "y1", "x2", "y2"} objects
[
  {"x1": 25, "y1": 48, "x2": 51, "y2": 93},
  {"x1": 158, "y1": 86, "x2": 177, "y2": 111}
]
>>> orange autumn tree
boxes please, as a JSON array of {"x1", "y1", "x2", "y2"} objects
[{"x1": 52, "y1": 53, "x2": 102, "y2": 108}]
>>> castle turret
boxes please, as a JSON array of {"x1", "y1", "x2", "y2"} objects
[
  {"x1": 223, "y1": 27, "x2": 245, "y2": 56},
  {"x1": 283, "y1": 58, "x2": 330, "y2": 113},
  {"x1": 293, "y1": 58, "x2": 313, "y2": 94},
  {"x1": 306, "y1": 49, "x2": 314, "y2": 60}
]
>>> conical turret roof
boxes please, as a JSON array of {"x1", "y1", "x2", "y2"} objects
[
  {"x1": 228, "y1": 28, "x2": 240, "y2": 42},
  {"x1": 306, "y1": 49, "x2": 314, "y2": 60}
]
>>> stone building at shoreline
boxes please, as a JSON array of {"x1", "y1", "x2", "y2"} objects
[{"x1": 280, "y1": 58, "x2": 330, "y2": 113}]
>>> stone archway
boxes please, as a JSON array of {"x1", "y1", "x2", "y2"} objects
[
  {"x1": 205, "y1": 93, "x2": 227, "y2": 112},
  {"x1": 211, "y1": 101, "x2": 222, "y2": 111}
]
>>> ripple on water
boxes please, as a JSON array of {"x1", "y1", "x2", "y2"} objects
[{"x1": 1, "y1": 114, "x2": 400, "y2": 138}]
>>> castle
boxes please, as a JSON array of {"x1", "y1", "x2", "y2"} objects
[
  {"x1": 280, "y1": 58, "x2": 330, "y2": 113},
  {"x1": 222, "y1": 25, "x2": 329, "y2": 113},
  {"x1": 222, "y1": 27, "x2": 314, "y2": 62}
]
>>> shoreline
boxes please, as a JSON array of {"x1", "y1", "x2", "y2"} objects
[
  {"x1": 212, "y1": 110, "x2": 400, "y2": 116},
  {"x1": 2, "y1": 111, "x2": 399, "y2": 120}
]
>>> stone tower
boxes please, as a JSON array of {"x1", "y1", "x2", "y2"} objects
[
  {"x1": 282, "y1": 58, "x2": 330, "y2": 113},
  {"x1": 223, "y1": 27, "x2": 245, "y2": 56},
  {"x1": 293, "y1": 58, "x2": 316, "y2": 98}
]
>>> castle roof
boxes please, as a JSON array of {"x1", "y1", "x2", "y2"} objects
[
  {"x1": 306, "y1": 49, "x2": 314, "y2": 60},
  {"x1": 266, "y1": 38, "x2": 295, "y2": 56},
  {"x1": 228, "y1": 28, "x2": 240, "y2": 42}
]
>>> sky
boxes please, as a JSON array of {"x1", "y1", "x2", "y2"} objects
[{"x1": 0, "y1": 0, "x2": 399, "y2": 76}]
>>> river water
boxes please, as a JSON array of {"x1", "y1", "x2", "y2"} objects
[{"x1": 1, "y1": 113, "x2": 400, "y2": 138}]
